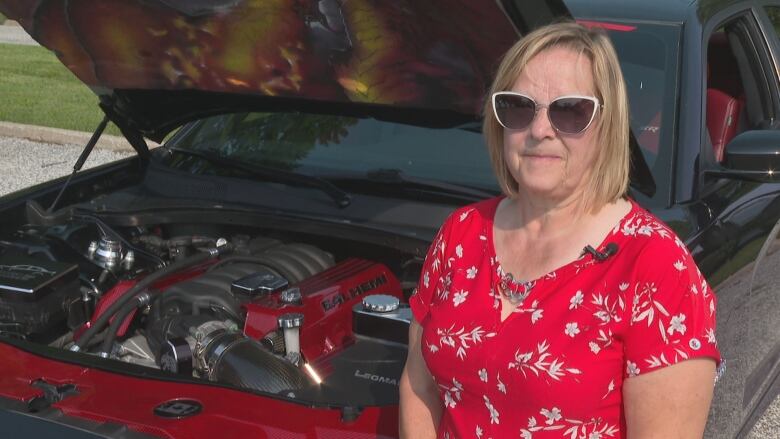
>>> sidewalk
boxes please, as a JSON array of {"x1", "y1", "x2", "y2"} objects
[
  {"x1": 0, "y1": 20, "x2": 36, "y2": 45},
  {"x1": 0, "y1": 121, "x2": 159, "y2": 153}
]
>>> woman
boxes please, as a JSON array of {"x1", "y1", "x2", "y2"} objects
[{"x1": 399, "y1": 22, "x2": 720, "y2": 438}]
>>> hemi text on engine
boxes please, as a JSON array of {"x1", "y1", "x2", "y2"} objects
[{"x1": 321, "y1": 274, "x2": 388, "y2": 311}]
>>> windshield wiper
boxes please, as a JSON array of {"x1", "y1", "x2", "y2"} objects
[
  {"x1": 165, "y1": 147, "x2": 352, "y2": 208},
  {"x1": 363, "y1": 168, "x2": 495, "y2": 200}
]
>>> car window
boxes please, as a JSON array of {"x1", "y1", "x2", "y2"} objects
[
  {"x1": 764, "y1": 6, "x2": 780, "y2": 41},
  {"x1": 705, "y1": 13, "x2": 777, "y2": 163},
  {"x1": 604, "y1": 23, "x2": 680, "y2": 168},
  {"x1": 168, "y1": 22, "x2": 680, "y2": 206}
]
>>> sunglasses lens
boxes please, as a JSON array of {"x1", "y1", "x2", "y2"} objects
[
  {"x1": 549, "y1": 97, "x2": 596, "y2": 133},
  {"x1": 494, "y1": 94, "x2": 536, "y2": 130}
]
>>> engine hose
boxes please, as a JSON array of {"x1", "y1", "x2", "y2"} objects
[
  {"x1": 204, "y1": 332, "x2": 308, "y2": 394},
  {"x1": 72, "y1": 245, "x2": 233, "y2": 352},
  {"x1": 98, "y1": 293, "x2": 151, "y2": 357}
]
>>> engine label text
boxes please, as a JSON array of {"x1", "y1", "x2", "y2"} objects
[{"x1": 321, "y1": 273, "x2": 387, "y2": 311}]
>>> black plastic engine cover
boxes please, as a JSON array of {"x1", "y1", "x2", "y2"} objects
[
  {"x1": 293, "y1": 337, "x2": 407, "y2": 407},
  {"x1": 352, "y1": 303, "x2": 412, "y2": 345},
  {"x1": 0, "y1": 252, "x2": 79, "y2": 334}
]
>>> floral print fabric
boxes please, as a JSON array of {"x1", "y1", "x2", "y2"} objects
[{"x1": 409, "y1": 197, "x2": 720, "y2": 439}]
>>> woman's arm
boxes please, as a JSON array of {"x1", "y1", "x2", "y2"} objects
[
  {"x1": 623, "y1": 358, "x2": 716, "y2": 438},
  {"x1": 399, "y1": 319, "x2": 442, "y2": 438}
]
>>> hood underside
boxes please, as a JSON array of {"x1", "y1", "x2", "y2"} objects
[{"x1": 0, "y1": 0, "x2": 571, "y2": 139}]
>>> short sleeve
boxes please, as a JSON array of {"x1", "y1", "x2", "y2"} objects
[
  {"x1": 623, "y1": 238, "x2": 721, "y2": 378},
  {"x1": 409, "y1": 213, "x2": 455, "y2": 323}
]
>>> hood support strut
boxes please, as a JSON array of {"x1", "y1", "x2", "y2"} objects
[
  {"x1": 47, "y1": 115, "x2": 110, "y2": 213},
  {"x1": 99, "y1": 98, "x2": 151, "y2": 159}
]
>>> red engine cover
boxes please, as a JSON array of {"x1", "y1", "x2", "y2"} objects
[
  {"x1": 243, "y1": 258, "x2": 404, "y2": 362},
  {"x1": 75, "y1": 262, "x2": 216, "y2": 341}
]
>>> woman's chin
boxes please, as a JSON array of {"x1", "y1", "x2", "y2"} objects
[
  {"x1": 513, "y1": 171, "x2": 564, "y2": 192},
  {"x1": 517, "y1": 182, "x2": 571, "y2": 200}
]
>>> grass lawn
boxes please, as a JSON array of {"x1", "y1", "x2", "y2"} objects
[{"x1": 0, "y1": 43, "x2": 120, "y2": 135}]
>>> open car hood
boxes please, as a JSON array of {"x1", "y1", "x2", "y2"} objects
[
  {"x1": 0, "y1": 0, "x2": 655, "y2": 195},
  {"x1": 0, "y1": 0, "x2": 568, "y2": 139}
]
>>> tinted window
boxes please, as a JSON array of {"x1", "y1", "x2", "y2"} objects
[
  {"x1": 765, "y1": 6, "x2": 780, "y2": 40},
  {"x1": 606, "y1": 23, "x2": 680, "y2": 171}
]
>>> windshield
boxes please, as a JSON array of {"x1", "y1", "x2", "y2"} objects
[
  {"x1": 167, "y1": 21, "x2": 680, "y2": 205},
  {"x1": 166, "y1": 113, "x2": 496, "y2": 191}
]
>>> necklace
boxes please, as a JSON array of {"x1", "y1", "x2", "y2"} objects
[{"x1": 497, "y1": 265, "x2": 535, "y2": 305}]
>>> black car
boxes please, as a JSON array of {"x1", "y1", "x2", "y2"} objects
[{"x1": 0, "y1": 0, "x2": 777, "y2": 437}]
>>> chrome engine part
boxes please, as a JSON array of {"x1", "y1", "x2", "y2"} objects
[
  {"x1": 87, "y1": 236, "x2": 134, "y2": 273},
  {"x1": 116, "y1": 335, "x2": 157, "y2": 368}
]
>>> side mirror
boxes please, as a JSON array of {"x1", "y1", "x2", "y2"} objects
[{"x1": 706, "y1": 130, "x2": 780, "y2": 182}]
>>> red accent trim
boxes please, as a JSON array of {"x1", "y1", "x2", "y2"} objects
[
  {"x1": 576, "y1": 19, "x2": 637, "y2": 32},
  {"x1": 76, "y1": 262, "x2": 217, "y2": 341},
  {"x1": 0, "y1": 343, "x2": 399, "y2": 437},
  {"x1": 706, "y1": 88, "x2": 741, "y2": 162},
  {"x1": 243, "y1": 258, "x2": 404, "y2": 363}
]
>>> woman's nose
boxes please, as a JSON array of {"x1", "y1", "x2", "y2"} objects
[{"x1": 529, "y1": 107, "x2": 556, "y2": 140}]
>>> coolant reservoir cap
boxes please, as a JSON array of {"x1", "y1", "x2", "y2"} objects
[
  {"x1": 278, "y1": 313, "x2": 304, "y2": 329},
  {"x1": 362, "y1": 294, "x2": 400, "y2": 313}
]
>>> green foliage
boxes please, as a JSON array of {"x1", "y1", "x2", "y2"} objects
[
  {"x1": 0, "y1": 43, "x2": 120, "y2": 135},
  {"x1": 223, "y1": 113, "x2": 356, "y2": 170}
]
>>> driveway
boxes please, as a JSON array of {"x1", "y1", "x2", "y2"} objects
[{"x1": 0, "y1": 136, "x2": 130, "y2": 196}]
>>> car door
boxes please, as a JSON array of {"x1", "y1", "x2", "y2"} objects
[{"x1": 695, "y1": 4, "x2": 780, "y2": 437}]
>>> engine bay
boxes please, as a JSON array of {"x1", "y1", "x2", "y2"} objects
[{"x1": 0, "y1": 212, "x2": 418, "y2": 407}]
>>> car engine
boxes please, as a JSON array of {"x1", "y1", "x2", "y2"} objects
[{"x1": 0, "y1": 218, "x2": 414, "y2": 407}]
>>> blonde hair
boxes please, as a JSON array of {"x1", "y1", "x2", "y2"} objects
[{"x1": 483, "y1": 21, "x2": 630, "y2": 213}]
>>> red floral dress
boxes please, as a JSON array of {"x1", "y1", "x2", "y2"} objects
[{"x1": 409, "y1": 196, "x2": 721, "y2": 439}]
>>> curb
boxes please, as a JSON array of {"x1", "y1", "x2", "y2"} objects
[{"x1": 0, "y1": 121, "x2": 160, "y2": 153}]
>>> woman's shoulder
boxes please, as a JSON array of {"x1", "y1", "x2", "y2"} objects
[
  {"x1": 616, "y1": 200, "x2": 695, "y2": 268},
  {"x1": 443, "y1": 196, "x2": 504, "y2": 232},
  {"x1": 431, "y1": 197, "x2": 503, "y2": 261}
]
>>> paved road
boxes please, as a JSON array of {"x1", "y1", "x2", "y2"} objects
[
  {"x1": 0, "y1": 136, "x2": 130, "y2": 196},
  {"x1": 750, "y1": 399, "x2": 780, "y2": 438},
  {"x1": 0, "y1": 23, "x2": 37, "y2": 46}
]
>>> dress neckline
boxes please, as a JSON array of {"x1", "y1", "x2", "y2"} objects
[{"x1": 486, "y1": 196, "x2": 639, "y2": 303}]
